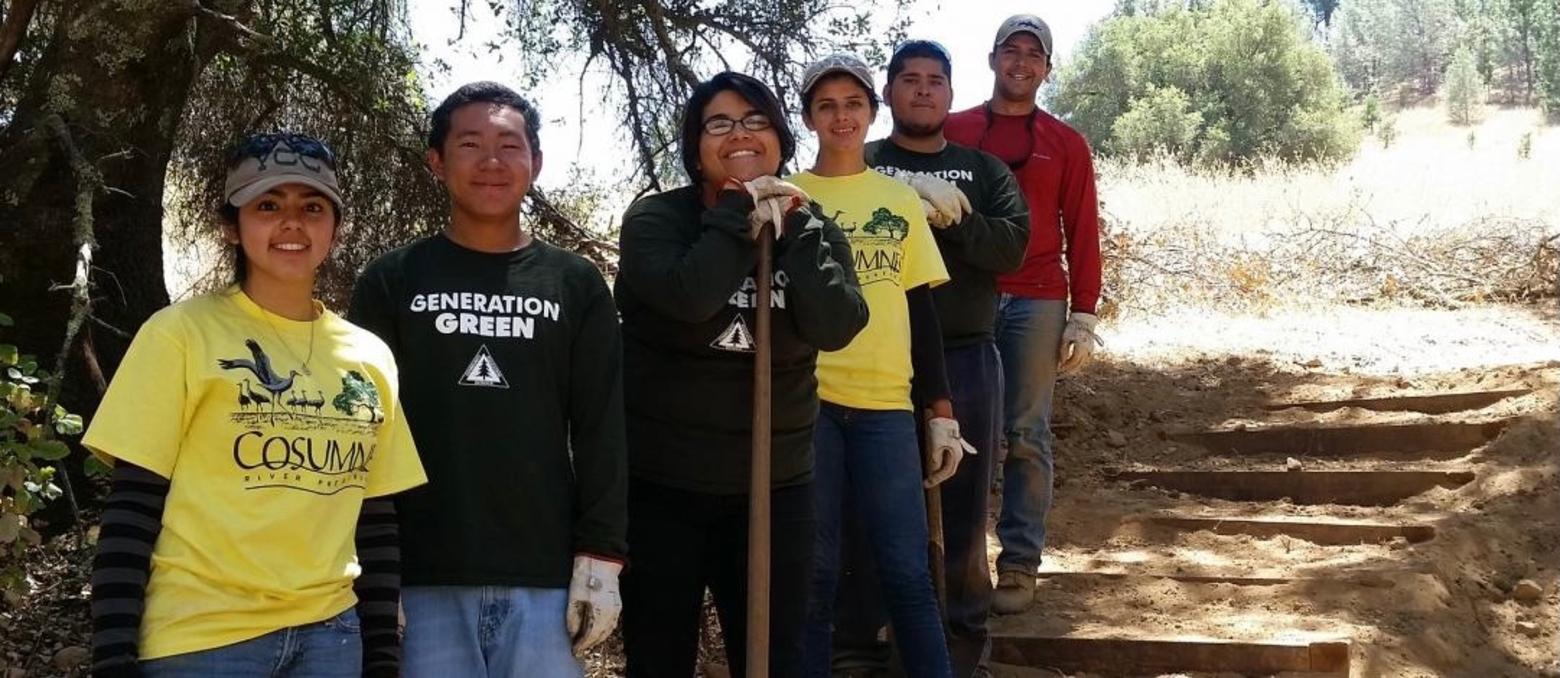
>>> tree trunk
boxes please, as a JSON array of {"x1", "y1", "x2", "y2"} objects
[{"x1": 0, "y1": 0, "x2": 241, "y2": 527}]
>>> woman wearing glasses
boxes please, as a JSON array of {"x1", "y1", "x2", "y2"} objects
[
  {"x1": 614, "y1": 71, "x2": 868, "y2": 677},
  {"x1": 84, "y1": 133, "x2": 427, "y2": 677}
]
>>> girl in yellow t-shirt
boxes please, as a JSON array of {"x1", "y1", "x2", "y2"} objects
[
  {"x1": 788, "y1": 55, "x2": 959, "y2": 678},
  {"x1": 83, "y1": 133, "x2": 427, "y2": 677}
]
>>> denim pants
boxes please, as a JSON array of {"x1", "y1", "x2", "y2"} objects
[
  {"x1": 830, "y1": 343, "x2": 1004, "y2": 678},
  {"x1": 139, "y1": 608, "x2": 360, "y2": 677},
  {"x1": 402, "y1": 586, "x2": 581, "y2": 678},
  {"x1": 992, "y1": 295, "x2": 1068, "y2": 575},
  {"x1": 808, "y1": 402, "x2": 952, "y2": 678}
]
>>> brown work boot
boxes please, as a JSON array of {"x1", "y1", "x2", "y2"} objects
[{"x1": 991, "y1": 570, "x2": 1036, "y2": 615}]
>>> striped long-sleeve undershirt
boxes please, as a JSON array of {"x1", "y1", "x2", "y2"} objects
[
  {"x1": 354, "y1": 497, "x2": 402, "y2": 677},
  {"x1": 90, "y1": 465, "x2": 404, "y2": 676},
  {"x1": 90, "y1": 462, "x2": 168, "y2": 676}
]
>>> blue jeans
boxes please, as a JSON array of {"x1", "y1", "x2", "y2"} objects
[
  {"x1": 139, "y1": 608, "x2": 360, "y2": 677},
  {"x1": 992, "y1": 295, "x2": 1068, "y2": 575},
  {"x1": 808, "y1": 403, "x2": 952, "y2": 678},
  {"x1": 831, "y1": 342, "x2": 1004, "y2": 678},
  {"x1": 402, "y1": 586, "x2": 581, "y2": 678}
]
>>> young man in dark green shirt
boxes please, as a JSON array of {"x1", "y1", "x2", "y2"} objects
[
  {"x1": 838, "y1": 40, "x2": 1030, "y2": 678},
  {"x1": 348, "y1": 82, "x2": 626, "y2": 677}
]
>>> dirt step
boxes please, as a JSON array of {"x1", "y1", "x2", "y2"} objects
[
  {"x1": 1109, "y1": 469, "x2": 1476, "y2": 505},
  {"x1": 1164, "y1": 419, "x2": 1510, "y2": 456},
  {"x1": 1037, "y1": 568, "x2": 1416, "y2": 588},
  {"x1": 1262, "y1": 388, "x2": 1531, "y2": 414},
  {"x1": 989, "y1": 633, "x2": 1349, "y2": 676},
  {"x1": 1128, "y1": 514, "x2": 1438, "y2": 545}
]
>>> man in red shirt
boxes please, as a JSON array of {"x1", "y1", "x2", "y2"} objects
[{"x1": 944, "y1": 14, "x2": 1103, "y2": 615}]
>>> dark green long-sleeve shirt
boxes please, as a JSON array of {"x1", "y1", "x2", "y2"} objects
[
  {"x1": 615, "y1": 186, "x2": 868, "y2": 494},
  {"x1": 866, "y1": 139, "x2": 1030, "y2": 347},
  {"x1": 348, "y1": 234, "x2": 627, "y2": 587}
]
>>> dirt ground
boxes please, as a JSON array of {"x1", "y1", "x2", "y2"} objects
[
  {"x1": 1, "y1": 303, "x2": 1555, "y2": 677},
  {"x1": 986, "y1": 301, "x2": 1559, "y2": 677}
]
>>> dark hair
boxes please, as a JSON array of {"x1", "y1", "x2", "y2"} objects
[
  {"x1": 888, "y1": 40, "x2": 953, "y2": 82},
  {"x1": 801, "y1": 73, "x2": 881, "y2": 118},
  {"x1": 428, "y1": 81, "x2": 542, "y2": 156},
  {"x1": 679, "y1": 72, "x2": 797, "y2": 185}
]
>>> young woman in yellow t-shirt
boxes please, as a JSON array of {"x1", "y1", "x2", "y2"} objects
[
  {"x1": 83, "y1": 133, "x2": 426, "y2": 677},
  {"x1": 787, "y1": 55, "x2": 970, "y2": 678}
]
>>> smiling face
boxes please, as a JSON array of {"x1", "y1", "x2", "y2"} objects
[
  {"x1": 887, "y1": 56, "x2": 953, "y2": 138},
  {"x1": 803, "y1": 73, "x2": 875, "y2": 154},
  {"x1": 226, "y1": 183, "x2": 337, "y2": 287},
  {"x1": 427, "y1": 102, "x2": 543, "y2": 224},
  {"x1": 696, "y1": 89, "x2": 784, "y2": 190},
  {"x1": 990, "y1": 32, "x2": 1050, "y2": 104}
]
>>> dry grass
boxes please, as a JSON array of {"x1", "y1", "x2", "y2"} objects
[{"x1": 1096, "y1": 106, "x2": 1560, "y2": 318}]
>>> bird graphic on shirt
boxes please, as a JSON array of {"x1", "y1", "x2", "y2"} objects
[{"x1": 218, "y1": 339, "x2": 300, "y2": 423}]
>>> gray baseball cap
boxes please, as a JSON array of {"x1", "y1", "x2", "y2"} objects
[
  {"x1": 801, "y1": 53, "x2": 876, "y2": 97},
  {"x1": 224, "y1": 139, "x2": 344, "y2": 211},
  {"x1": 994, "y1": 14, "x2": 1054, "y2": 56}
]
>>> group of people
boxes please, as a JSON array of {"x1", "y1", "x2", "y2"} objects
[{"x1": 83, "y1": 11, "x2": 1100, "y2": 678}]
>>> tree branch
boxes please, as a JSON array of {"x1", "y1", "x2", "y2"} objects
[
  {"x1": 0, "y1": 0, "x2": 41, "y2": 86},
  {"x1": 40, "y1": 113, "x2": 100, "y2": 542}
]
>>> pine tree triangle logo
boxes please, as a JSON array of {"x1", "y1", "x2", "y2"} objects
[
  {"x1": 458, "y1": 345, "x2": 509, "y2": 388},
  {"x1": 710, "y1": 315, "x2": 756, "y2": 353}
]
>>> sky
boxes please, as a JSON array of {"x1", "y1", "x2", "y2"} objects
[{"x1": 407, "y1": 1, "x2": 1116, "y2": 191}]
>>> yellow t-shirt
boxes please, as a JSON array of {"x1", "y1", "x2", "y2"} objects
[
  {"x1": 82, "y1": 287, "x2": 426, "y2": 660},
  {"x1": 788, "y1": 169, "x2": 949, "y2": 411}
]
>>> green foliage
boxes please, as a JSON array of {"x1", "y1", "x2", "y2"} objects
[
  {"x1": 1445, "y1": 45, "x2": 1487, "y2": 124},
  {"x1": 1053, "y1": 0, "x2": 1360, "y2": 166},
  {"x1": 1329, "y1": 0, "x2": 1461, "y2": 97},
  {"x1": 1379, "y1": 115, "x2": 1400, "y2": 147},
  {"x1": 1111, "y1": 85, "x2": 1203, "y2": 160},
  {"x1": 0, "y1": 314, "x2": 86, "y2": 605},
  {"x1": 1535, "y1": 0, "x2": 1560, "y2": 121},
  {"x1": 1363, "y1": 93, "x2": 1383, "y2": 130}
]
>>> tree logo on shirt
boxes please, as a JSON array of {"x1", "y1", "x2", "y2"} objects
[
  {"x1": 837, "y1": 207, "x2": 911, "y2": 287},
  {"x1": 333, "y1": 370, "x2": 385, "y2": 422},
  {"x1": 458, "y1": 345, "x2": 510, "y2": 388},
  {"x1": 862, "y1": 208, "x2": 910, "y2": 241},
  {"x1": 710, "y1": 315, "x2": 756, "y2": 353}
]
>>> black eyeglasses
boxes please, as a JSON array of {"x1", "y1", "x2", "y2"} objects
[
  {"x1": 703, "y1": 114, "x2": 773, "y2": 136},
  {"x1": 230, "y1": 132, "x2": 338, "y2": 168}
]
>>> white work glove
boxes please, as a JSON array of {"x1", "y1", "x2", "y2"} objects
[
  {"x1": 899, "y1": 173, "x2": 972, "y2": 229},
  {"x1": 566, "y1": 555, "x2": 623, "y2": 653},
  {"x1": 924, "y1": 415, "x2": 978, "y2": 488},
  {"x1": 743, "y1": 176, "x2": 808, "y2": 240},
  {"x1": 1057, "y1": 312, "x2": 1102, "y2": 375}
]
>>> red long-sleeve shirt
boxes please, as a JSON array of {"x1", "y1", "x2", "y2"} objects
[{"x1": 945, "y1": 104, "x2": 1102, "y2": 314}]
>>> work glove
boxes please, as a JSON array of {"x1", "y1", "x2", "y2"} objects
[
  {"x1": 739, "y1": 176, "x2": 809, "y2": 240},
  {"x1": 1057, "y1": 312, "x2": 1102, "y2": 375},
  {"x1": 565, "y1": 555, "x2": 623, "y2": 653},
  {"x1": 924, "y1": 415, "x2": 978, "y2": 488},
  {"x1": 897, "y1": 173, "x2": 972, "y2": 229}
]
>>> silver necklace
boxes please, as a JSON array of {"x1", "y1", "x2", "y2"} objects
[{"x1": 258, "y1": 305, "x2": 317, "y2": 376}]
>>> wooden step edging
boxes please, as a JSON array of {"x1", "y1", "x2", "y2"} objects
[
  {"x1": 989, "y1": 634, "x2": 1350, "y2": 676},
  {"x1": 1130, "y1": 515, "x2": 1438, "y2": 545},
  {"x1": 1109, "y1": 469, "x2": 1477, "y2": 506},
  {"x1": 1262, "y1": 388, "x2": 1530, "y2": 415}
]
